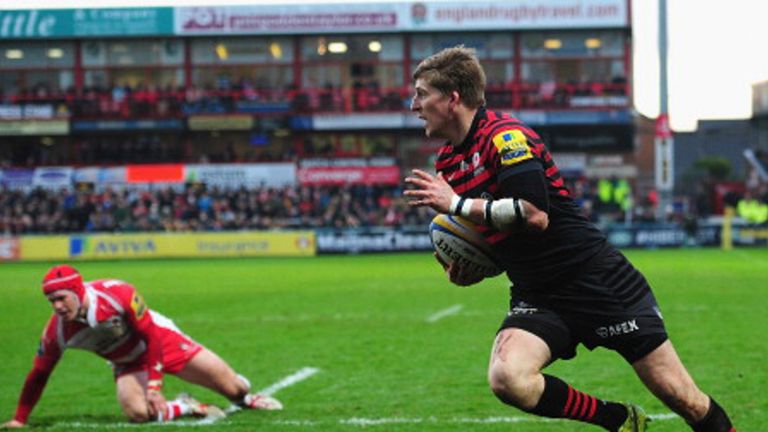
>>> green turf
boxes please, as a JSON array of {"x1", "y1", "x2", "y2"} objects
[{"x1": 1, "y1": 248, "x2": 766, "y2": 431}]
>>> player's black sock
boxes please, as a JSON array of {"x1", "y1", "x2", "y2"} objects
[
  {"x1": 689, "y1": 397, "x2": 735, "y2": 432},
  {"x1": 528, "y1": 374, "x2": 628, "y2": 431}
]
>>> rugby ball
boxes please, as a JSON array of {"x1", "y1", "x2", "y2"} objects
[{"x1": 429, "y1": 214, "x2": 503, "y2": 278}]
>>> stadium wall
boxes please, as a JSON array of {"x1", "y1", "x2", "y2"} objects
[{"x1": 2, "y1": 223, "x2": 768, "y2": 262}]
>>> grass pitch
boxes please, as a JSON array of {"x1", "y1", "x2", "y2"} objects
[{"x1": 1, "y1": 248, "x2": 766, "y2": 431}]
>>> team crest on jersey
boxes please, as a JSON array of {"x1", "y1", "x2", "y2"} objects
[
  {"x1": 131, "y1": 293, "x2": 147, "y2": 319},
  {"x1": 492, "y1": 130, "x2": 532, "y2": 166}
]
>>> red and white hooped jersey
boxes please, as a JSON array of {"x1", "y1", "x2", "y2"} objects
[
  {"x1": 36, "y1": 279, "x2": 166, "y2": 374},
  {"x1": 13, "y1": 279, "x2": 201, "y2": 424}
]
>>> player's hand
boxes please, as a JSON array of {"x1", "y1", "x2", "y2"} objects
[
  {"x1": 1, "y1": 420, "x2": 25, "y2": 429},
  {"x1": 435, "y1": 253, "x2": 485, "y2": 286},
  {"x1": 404, "y1": 169, "x2": 455, "y2": 213},
  {"x1": 146, "y1": 389, "x2": 167, "y2": 419}
]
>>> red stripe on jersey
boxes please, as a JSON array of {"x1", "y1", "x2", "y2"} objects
[
  {"x1": 453, "y1": 170, "x2": 493, "y2": 195},
  {"x1": 545, "y1": 165, "x2": 559, "y2": 177}
]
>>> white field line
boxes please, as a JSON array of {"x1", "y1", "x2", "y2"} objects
[
  {"x1": 52, "y1": 413, "x2": 679, "y2": 429},
  {"x1": 274, "y1": 412, "x2": 679, "y2": 426},
  {"x1": 52, "y1": 367, "x2": 320, "y2": 428},
  {"x1": 426, "y1": 304, "x2": 463, "y2": 323},
  {"x1": 50, "y1": 417, "x2": 229, "y2": 429},
  {"x1": 258, "y1": 366, "x2": 320, "y2": 396}
]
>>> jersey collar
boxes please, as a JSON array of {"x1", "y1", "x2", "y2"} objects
[
  {"x1": 83, "y1": 285, "x2": 98, "y2": 327},
  {"x1": 453, "y1": 106, "x2": 485, "y2": 151}
]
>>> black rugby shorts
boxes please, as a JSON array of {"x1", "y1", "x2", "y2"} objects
[{"x1": 499, "y1": 249, "x2": 668, "y2": 364}]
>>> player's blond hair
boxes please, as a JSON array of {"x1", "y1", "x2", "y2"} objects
[{"x1": 412, "y1": 45, "x2": 486, "y2": 109}]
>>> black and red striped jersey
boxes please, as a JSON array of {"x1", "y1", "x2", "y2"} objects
[{"x1": 434, "y1": 107, "x2": 608, "y2": 287}]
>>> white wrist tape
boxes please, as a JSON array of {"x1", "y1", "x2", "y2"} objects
[
  {"x1": 449, "y1": 195, "x2": 461, "y2": 214},
  {"x1": 449, "y1": 195, "x2": 473, "y2": 218},
  {"x1": 489, "y1": 198, "x2": 526, "y2": 230}
]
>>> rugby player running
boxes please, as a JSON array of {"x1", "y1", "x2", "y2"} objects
[{"x1": 404, "y1": 46, "x2": 735, "y2": 432}]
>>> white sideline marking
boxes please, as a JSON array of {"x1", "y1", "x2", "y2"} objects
[
  {"x1": 52, "y1": 367, "x2": 320, "y2": 429},
  {"x1": 426, "y1": 304, "x2": 463, "y2": 323},
  {"x1": 650, "y1": 413, "x2": 679, "y2": 420},
  {"x1": 258, "y1": 366, "x2": 320, "y2": 396},
  {"x1": 51, "y1": 417, "x2": 228, "y2": 429},
  {"x1": 274, "y1": 413, "x2": 679, "y2": 426},
  {"x1": 53, "y1": 413, "x2": 678, "y2": 429}
]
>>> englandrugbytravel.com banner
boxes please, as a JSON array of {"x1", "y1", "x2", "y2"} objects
[{"x1": 0, "y1": 0, "x2": 627, "y2": 39}]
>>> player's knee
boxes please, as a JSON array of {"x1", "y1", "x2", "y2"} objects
[{"x1": 487, "y1": 361, "x2": 537, "y2": 409}]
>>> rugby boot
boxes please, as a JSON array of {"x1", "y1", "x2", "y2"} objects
[
  {"x1": 176, "y1": 393, "x2": 226, "y2": 419},
  {"x1": 618, "y1": 403, "x2": 650, "y2": 432},
  {"x1": 243, "y1": 393, "x2": 284, "y2": 410}
]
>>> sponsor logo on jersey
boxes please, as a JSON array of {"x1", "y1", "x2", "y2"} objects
[
  {"x1": 595, "y1": 319, "x2": 639, "y2": 338},
  {"x1": 131, "y1": 293, "x2": 147, "y2": 320},
  {"x1": 510, "y1": 301, "x2": 537, "y2": 315},
  {"x1": 492, "y1": 130, "x2": 532, "y2": 166}
]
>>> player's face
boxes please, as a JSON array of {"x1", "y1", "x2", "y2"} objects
[
  {"x1": 411, "y1": 79, "x2": 452, "y2": 139},
  {"x1": 46, "y1": 290, "x2": 80, "y2": 321}
]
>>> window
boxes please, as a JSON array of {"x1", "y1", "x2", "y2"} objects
[
  {"x1": 0, "y1": 41, "x2": 74, "y2": 69},
  {"x1": 0, "y1": 41, "x2": 75, "y2": 94},
  {"x1": 521, "y1": 31, "x2": 624, "y2": 57},
  {"x1": 82, "y1": 39, "x2": 184, "y2": 89},
  {"x1": 300, "y1": 35, "x2": 403, "y2": 90},
  {"x1": 192, "y1": 37, "x2": 294, "y2": 93},
  {"x1": 301, "y1": 35, "x2": 402, "y2": 62},
  {"x1": 521, "y1": 30, "x2": 627, "y2": 89},
  {"x1": 192, "y1": 37, "x2": 293, "y2": 64},
  {"x1": 83, "y1": 40, "x2": 182, "y2": 67}
]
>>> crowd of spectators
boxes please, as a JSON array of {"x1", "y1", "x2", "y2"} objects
[
  {"x1": 0, "y1": 184, "x2": 434, "y2": 235},
  {"x1": 0, "y1": 175, "x2": 670, "y2": 236},
  {"x1": 5, "y1": 174, "x2": 761, "y2": 236},
  {"x1": 3, "y1": 77, "x2": 628, "y2": 120}
]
